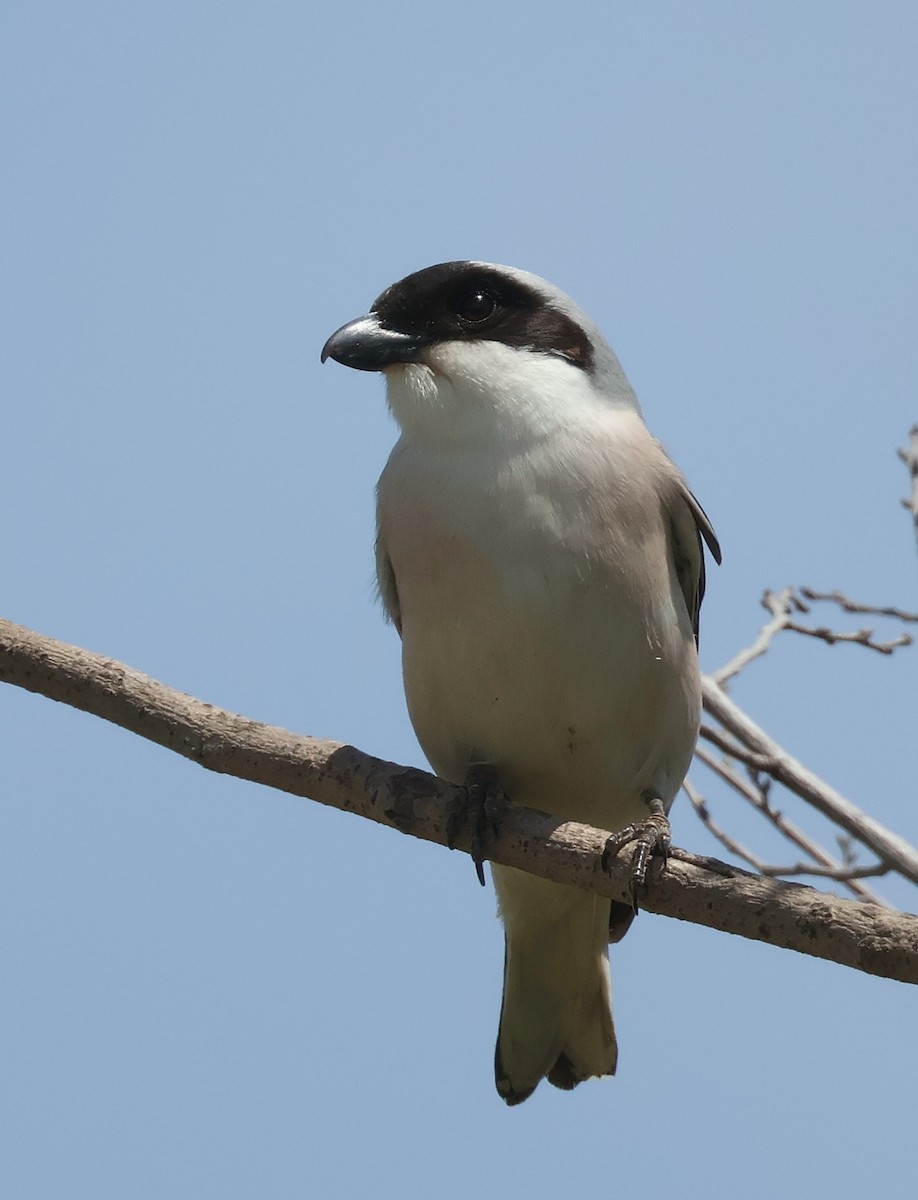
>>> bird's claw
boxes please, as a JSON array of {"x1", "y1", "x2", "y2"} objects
[
  {"x1": 600, "y1": 795, "x2": 671, "y2": 912},
  {"x1": 447, "y1": 762, "x2": 506, "y2": 886}
]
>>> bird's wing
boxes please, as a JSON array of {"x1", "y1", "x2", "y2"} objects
[
  {"x1": 668, "y1": 482, "x2": 721, "y2": 646},
  {"x1": 375, "y1": 534, "x2": 402, "y2": 635}
]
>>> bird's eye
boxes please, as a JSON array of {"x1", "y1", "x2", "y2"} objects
[{"x1": 453, "y1": 287, "x2": 498, "y2": 324}]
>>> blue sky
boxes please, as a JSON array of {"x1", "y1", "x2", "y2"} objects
[{"x1": 2, "y1": 3, "x2": 916, "y2": 1197}]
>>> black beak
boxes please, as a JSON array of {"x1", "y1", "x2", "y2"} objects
[{"x1": 320, "y1": 313, "x2": 429, "y2": 372}]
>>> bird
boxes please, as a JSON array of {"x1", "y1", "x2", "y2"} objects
[{"x1": 321, "y1": 261, "x2": 720, "y2": 1104}]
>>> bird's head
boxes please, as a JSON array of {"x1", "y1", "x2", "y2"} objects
[{"x1": 321, "y1": 261, "x2": 641, "y2": 442}]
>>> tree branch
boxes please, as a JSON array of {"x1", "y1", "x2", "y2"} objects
[
  {"x1": 713, "y1": 587, "x2": 916, "y2": 687},
  {"x1": 2, "y1": 616, "x2": 917, "y2": 985},
  {"x1": 690, "y1": 748, "x2": 885, "y2": 904},
  {"x1": 701, "y1": 676, "x2": 918, "y2": 886}
]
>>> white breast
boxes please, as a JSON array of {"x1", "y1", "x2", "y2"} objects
[{"x1": 376, "y1": 384, "x2": 700, "y2": 830}]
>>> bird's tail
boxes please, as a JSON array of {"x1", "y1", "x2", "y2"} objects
[{"x1": 492, "y1": 864, "x2": 617, "y2": 1105}]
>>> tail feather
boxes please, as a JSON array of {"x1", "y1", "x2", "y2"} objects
[{"x1": 492, "y1": 865, "x2": 617, "y2": 1105}]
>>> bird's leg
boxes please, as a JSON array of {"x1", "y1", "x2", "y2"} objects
[
  {"x1": 600, "y1": 793, "x2": 671, "y2": 913},
  {"x1": 447, "y1": 761, "x2": 506, "y2": 887}
]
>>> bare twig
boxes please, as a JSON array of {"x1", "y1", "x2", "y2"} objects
[
  {"x1": 692, "y1": 745, "x2": 885, "y2": 903},
  {"x1": 799, "y1": 588, "x2": 918, "y2": 624},
  {"x1": 781, "y1": 621, "x2": 911, "y2": 655},
  {"x1": 701, "y1": 676, "x2": 918, "y2": 887},
  {"x1": 713, "y1": 587, "x2": 915, "y2": 687},
  {"x1": 758, "y1": 861, "x2": 889, "y2": 882},
  {"x1": 2, "y1": 615, "x2": 917, "y2": 984},
  {"x1": 712, "y1": 587, "x2": 798, "y2": 686},
  {"x1": 898, "y1": 425, "x2": 918, "y2": 554},
  {"x1": 683, "y1": 777, "x2": 768, "y2": 872},
  {"x1": 687, "y1": 777, "x2": 887, "y2": 889},
  {"x1": 699, "y1": 721, "x2": 772, "y2": 771}
]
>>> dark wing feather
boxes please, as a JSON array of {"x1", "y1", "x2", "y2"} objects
[{"x1": 669, "y1": 483, "x2": 721, "y2": 646}]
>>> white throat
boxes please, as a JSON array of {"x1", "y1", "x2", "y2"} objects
[{"x1": 384, "y1": 340, "x2": 639, "y2": 447}]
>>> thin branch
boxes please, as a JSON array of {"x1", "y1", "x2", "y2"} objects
[
  {"x1": 799, "y1": 588, "x2": 918, "y2": 624},
  {"x1": 692, "y1": 745, "x2": 885, "y2": 903},
  {"x1": 701, "y1": 676, "x2": 918, "y2": 887},
  {"x1": 781, "y1": 621, "x2": 911, "y2": 655},
  {"x1": 686, "y1": 776, "x2": 887, "y2": 890},
  {"x1": 683, "y1": 777, "x2": 768, "y2": 872},
  {"x1": 712, "y1": 587, "x2": 797, "y2": 686},
  {"x1": 2, "y1": 615, "x2": 917, "y2": 984},
  {"x1": 713, "y1": 587, "x2": 915, "y2": 687},
  {"x1": 758, "y1": 861, "x2": 889, "y2": 882},
  {"x1": 699, "y1": 721, "x2": 773, "y2": 771},
  {"x1": 898, "y1": 425, "x2": 918, "y2": 555}
]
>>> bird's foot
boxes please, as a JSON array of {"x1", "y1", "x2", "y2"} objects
[
  {"x1": 447, "y1": 762, "x2": 506, "y2": 887},
  {"x1": 600, "y1": 794, "x2": 671, "y2": 913}
]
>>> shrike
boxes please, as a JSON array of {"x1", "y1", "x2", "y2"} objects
[{"x1": 322, "y1": 261, "x2": 720, "y2": 1105}]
